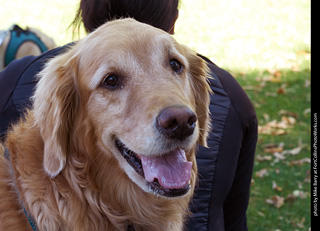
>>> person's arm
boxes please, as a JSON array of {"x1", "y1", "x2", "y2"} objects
[
  {"x1": 186, "y1": 56, "x2": 257, "y2": 231},
  {"x1": 208, "y1": 63, "x2": 258, "y2": 231},
  {"x1": 0, "y1": 55, "x2": 36, "y2": 140},
  {"x1": 0, "y1": 43, "x2": 74, "y2": 141}
]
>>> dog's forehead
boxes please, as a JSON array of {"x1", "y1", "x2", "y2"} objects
[
  {"x1": 84, "y1": 19, "x2": 179, "y2": 57},
  {"x1": 79, "y1": 19, "x2": 188, "y2": 89},
  {"x1": 100, "y1": 18, "x2": 169, "y2": 40}
]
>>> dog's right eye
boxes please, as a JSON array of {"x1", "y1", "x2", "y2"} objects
[
  {"x1": 103, "y1": 75, "x2": 120, "y2": 88},
  {"x1": 170, "y1": 59, "x2": 182, "y2": 73}
]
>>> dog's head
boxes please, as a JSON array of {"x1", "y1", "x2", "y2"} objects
[{"x1": 34, "y1": 19, "x2": 211, "y2": 198}]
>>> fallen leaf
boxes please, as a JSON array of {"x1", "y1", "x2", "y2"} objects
[
  {"x1": 305, "y1": 170, "x2": 311, "y2": 183},
  {"x1": 262, "y1": 141, "x2": 305, "y2": 164},
  {"x1": 263, "y1": 113, "x2": 270, "y2": 121},
  {"x1": 273, "y1": 152, "x2": 286, "y2": 162},
  {"x1": 264, "y1": 146, "x2": 284, "y2": 154},
  {"x1": 290, "y1": 146, "x2": 302, "y2": 155},
  {"x1": 285, "y1": 194, "x2": 297, "y2": 203},
  {"x1": 267, "y1": 69, "x2": 282, "y2": 78},
  {"x1": 282, "y1": 146, "x2": 302, "y2": 155},
  {"x1": 303, "y1": 108, "x2": 311, "y2": 114},
  {"x1": 273, "y1": 70, "x2": 282, "y2": 78},
  {"x1": 273, "y1": 118, "x2": 293, "y2": 128},
  {"x1": 282, "y1": 140, "x2": 303, "y2": 155},
  {"x1": 277, "y1": 88, "x2": 285, "y2": 94},
  {"x1": 271, "y1": 129, "x2": 286, "y2": 135},
  {"x1": 293, "y1": 190, "x2": 308, "y2": 199},
  {"x1": 281, "y1": 116, "x2": 296, "y2": 125},
  {"x1": 290, "y1": 158, "x2": 311, "y2": 166},
  {"x1": 266, "y1": 195, "x2": 284, "y2": 208},
  {"x1": 278, "y1": 110, "x2": 298, "y2": 118},
  {"x1": 296, "y1": 217, "x2": 305, "y2": 228},
  {"x1": 256, "y1": 155, "x2": 273, "y2": 162},
  {"x1": 258, "y1": 118, "x2": 294, "y2": 135},
  {"x1": 272, "y1": 181, "x2": 283, "y2": 192},
  {"x1": 255, "y1": 168, "x2": 268, "y2": 178}
]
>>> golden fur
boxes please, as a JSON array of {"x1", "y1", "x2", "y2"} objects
[{"x1": 0, "y1": 19, "x2": 211, "y2": 231}]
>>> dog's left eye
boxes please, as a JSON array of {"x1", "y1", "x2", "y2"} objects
[
  {"x1": 170, "y1": 59, "x2": 182, "y2": 73},
  {"x1": 103, "y1": 75, "x2": 120, "y2": 88}
]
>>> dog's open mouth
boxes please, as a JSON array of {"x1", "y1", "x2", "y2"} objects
[{"x1": 115, "y1": 139, "x2": 192, "y2": 197}]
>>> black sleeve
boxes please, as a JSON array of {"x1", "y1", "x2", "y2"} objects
[
  {"x1": 211, "y1": 63, "x2": 257, "y2": 231},
  {"x1": 186, "y1": 56, "x2": 257, "y2": 231},
  {"x1": 0, "y1": 55, "x2": 37, "y2": 140},
  {"x1": 0, "y1": 44, "x2": 73, "y2": 141}
]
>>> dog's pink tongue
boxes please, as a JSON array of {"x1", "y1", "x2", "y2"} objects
[{"x1": 141, "y1": 149, "x2": 192, "y2": 189}]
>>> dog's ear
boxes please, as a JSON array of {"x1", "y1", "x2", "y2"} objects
[
  {"x1": 184, "y1": 47, "x2": 212, "y2": 147},
  {"x1": 33, "y1": 50, "x2": 79, "y2": 178}
]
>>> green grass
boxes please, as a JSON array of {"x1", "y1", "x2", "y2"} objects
[
  {"x1": 238, "y1": 69, "x2": 311, "y2": 230},
  {"x1": 0, "y1": 0, "x2": 311, "y2": 230}
]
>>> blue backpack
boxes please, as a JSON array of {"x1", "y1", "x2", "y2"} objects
[{"x1": 1, "y1": 25, "x2": 48, "y2": 67}]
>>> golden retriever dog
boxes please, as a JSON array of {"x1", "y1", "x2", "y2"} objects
[{"x1": 0, "y1": 19, "x2": 211, "y2": 231}]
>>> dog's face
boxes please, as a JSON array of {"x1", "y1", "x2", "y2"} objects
[{"x1": 34, "y1": 19, "x2": 211, "y2": 198}]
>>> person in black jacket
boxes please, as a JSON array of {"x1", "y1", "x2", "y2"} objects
[{"x1": 0, "y1": 1, "x2": 257, "y2": 230}]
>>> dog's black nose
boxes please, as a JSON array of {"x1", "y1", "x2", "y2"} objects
[{"x1": 156, "y1": 106, "x2": 197, "y2": 141}]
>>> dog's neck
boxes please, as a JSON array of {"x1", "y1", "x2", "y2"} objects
[
  {"x1": 6, "y1": 145, "x2": 137, "y2": 231},
  {"x1": 4, "y1": 147, "x2": 39, "y2": 231}
]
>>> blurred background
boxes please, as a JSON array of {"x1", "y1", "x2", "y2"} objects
[{"x1": 0, "y1": 0, "x2": 311, "y2": 230}]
